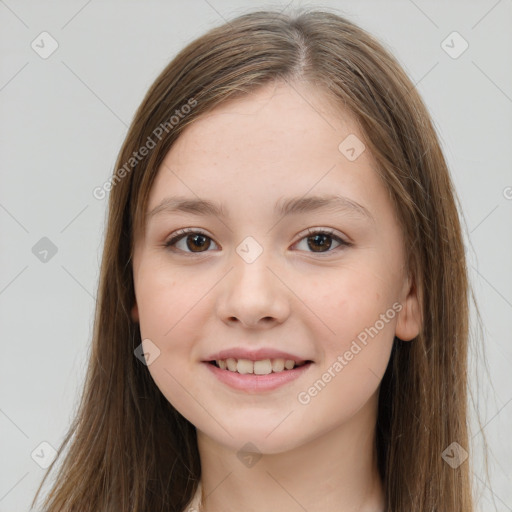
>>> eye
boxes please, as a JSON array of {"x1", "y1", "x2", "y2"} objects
[
  {"x1": 293, "y1": 228, "x2": 351, "y2": 254},
  {"x1": 164, "y1": 228, "x2": 351, "y2": 255},
  {"x1": 164, "y1": 229, "x2": 219, "y2": 253}
]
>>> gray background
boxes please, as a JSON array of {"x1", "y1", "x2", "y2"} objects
[{"x1": 1, "y1": 1, "x2": 511, "y2": 510}]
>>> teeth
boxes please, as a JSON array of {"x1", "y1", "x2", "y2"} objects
[
  {"x1": 237, "y1": 359, "x2": 254, "y2": 374},
  {"x1": 254, "y1": 359, "x2": 272, "y2": 375},
  {"x1": 215, "y1": 358, "x2": 304, "y2": 374},
  {"x1": 284, "y1": 359, "x2": 295, "y2": 370},
  {"x1": 226, "y1": 358, "x2": 237, "y2": 372},
  {"x1": 272, "y1": 359, "x2": 285, "y2": 372}
]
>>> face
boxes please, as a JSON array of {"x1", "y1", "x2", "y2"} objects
[{"x1": 131, "y1": 81, "x2": 421, "y2": 454}]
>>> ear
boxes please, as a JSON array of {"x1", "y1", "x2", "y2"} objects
[
  {"x1": 395, "y1": 273, "x2": 422, "y2": 341},
  {"x1": 131, "y1": 301, "x2": 139, "y2": 323}
]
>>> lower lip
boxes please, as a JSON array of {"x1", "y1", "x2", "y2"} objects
[{"x1": 203, "y1": 361, "x2": 313, "y2": 392}]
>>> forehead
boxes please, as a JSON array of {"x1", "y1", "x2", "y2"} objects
[
  {"x1": 147, "y1": 82, "x2": 380, "y2": 209},
  {"x1": 167, "y1": 81, "x2": 359, "y2": 168},
  {"x1": 136, "y1": 84, "x2": 393, "y2": 245}
]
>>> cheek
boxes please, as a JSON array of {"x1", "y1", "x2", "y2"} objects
[
  {"x1": 306, "y1": 261, "x2": 398, "y2": 377},
  {"x1": 296, "y1": 270, "x2": 396, "y2": 421},
  {"x1": 133, "y1": 265, "x2": 215, "y2": 414},
  {"x1": 314, "y1": 262, "x2": 398, "y2": 333},
  {"x1": 135, "y1": 262, "x2": 207, "y2": 342}
]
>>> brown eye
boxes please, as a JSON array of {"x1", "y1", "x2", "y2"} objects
[
  {"x1": 307, "y1": 233, "x2": 334, "y2": 252},
  {"x1": 185, "y1": 233, "x2": 211, "y2": 252},
  {"x1": 294, "y1": 229, "x2": 350, "y2": 254},
  {"x1": 165, "y1": 230, "x2": 218, "y2": 253}
]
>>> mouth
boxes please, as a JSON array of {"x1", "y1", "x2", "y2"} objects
[
  {"x1": 207, "y1": 358, "x2": 313, "y2": 375},
  {"x1": 204, "y1": 357, "x2": 314, "y2": 392}
]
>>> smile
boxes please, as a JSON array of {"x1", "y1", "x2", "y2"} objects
[
  {"x1": 204, "y1": 359, "x2": 314, "y2": 393},
  {"x1": 210, "y1": 357, "x2": 310, "y2": 375}
]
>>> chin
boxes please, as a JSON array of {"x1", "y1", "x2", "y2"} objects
[{"x1": 201, "y1": 425, "x2": 307, "y2": 455}]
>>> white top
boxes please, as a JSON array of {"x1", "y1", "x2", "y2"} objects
[{"x1": 182, "y1": 481, "x2": 203, "y2": 512}]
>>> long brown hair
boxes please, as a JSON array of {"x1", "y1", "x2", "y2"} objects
[{"x1": 33, "y1": 8, "x2": 478, "y2": 511}]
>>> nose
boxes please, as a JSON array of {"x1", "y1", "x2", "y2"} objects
[{"x1": 216, "y1": 249, "x2": 291, "y2": 329}]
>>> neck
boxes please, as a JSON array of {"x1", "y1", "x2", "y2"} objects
[{"x1": 196, "y1": 391, "x2": 385, "y2": 512}]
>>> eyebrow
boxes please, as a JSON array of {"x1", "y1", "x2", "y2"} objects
[{"x1": 146, "y1": 194, "x2": 374, "y2": 223}]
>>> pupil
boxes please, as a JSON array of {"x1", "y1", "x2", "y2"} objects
[
  {"x1": 308, "y1": 234, "x2": 331, "y2": 252},
  {"x1": 187, "y1": 234, "x2": 209, "y2": 252},
  {"x1": 184, "y1": 234, "x2": 333, "y2": 253}
]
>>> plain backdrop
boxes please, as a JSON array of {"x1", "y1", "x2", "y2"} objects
[{"x1": 1, "y1": 1, "x2": 511, "y2": 511}]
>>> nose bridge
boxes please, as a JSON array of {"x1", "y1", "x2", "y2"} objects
[
  {"x1": 233, "y1": 247, "x2": 272, "y2": 292},
  {"x1": 217, "y1": 238, "x2": 289, "y2": 327}
]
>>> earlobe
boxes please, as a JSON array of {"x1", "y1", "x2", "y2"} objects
[
  {"x1": 131, "y1": 302, "x2": 139, "y2": 323},
  {"x1": 395, "y1": 275, "x2": 422, "y2": 342}
]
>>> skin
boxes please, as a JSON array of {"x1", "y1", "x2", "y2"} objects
[{"x1": 131, "y1": 81, "x2": 421, "y2": 512}]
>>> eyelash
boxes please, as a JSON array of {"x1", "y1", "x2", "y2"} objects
[{"x1": 163, "y1": 228, "x2": 352, "y2": 256}]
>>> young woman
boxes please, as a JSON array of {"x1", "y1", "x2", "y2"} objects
[{"x1": 33, "y1": 8, "x2": 477, "y2": 512}]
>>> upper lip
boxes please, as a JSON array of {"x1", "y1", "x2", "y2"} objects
[{"x1": 204, "y1": 348, "x2": 312, "y2": 365}]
